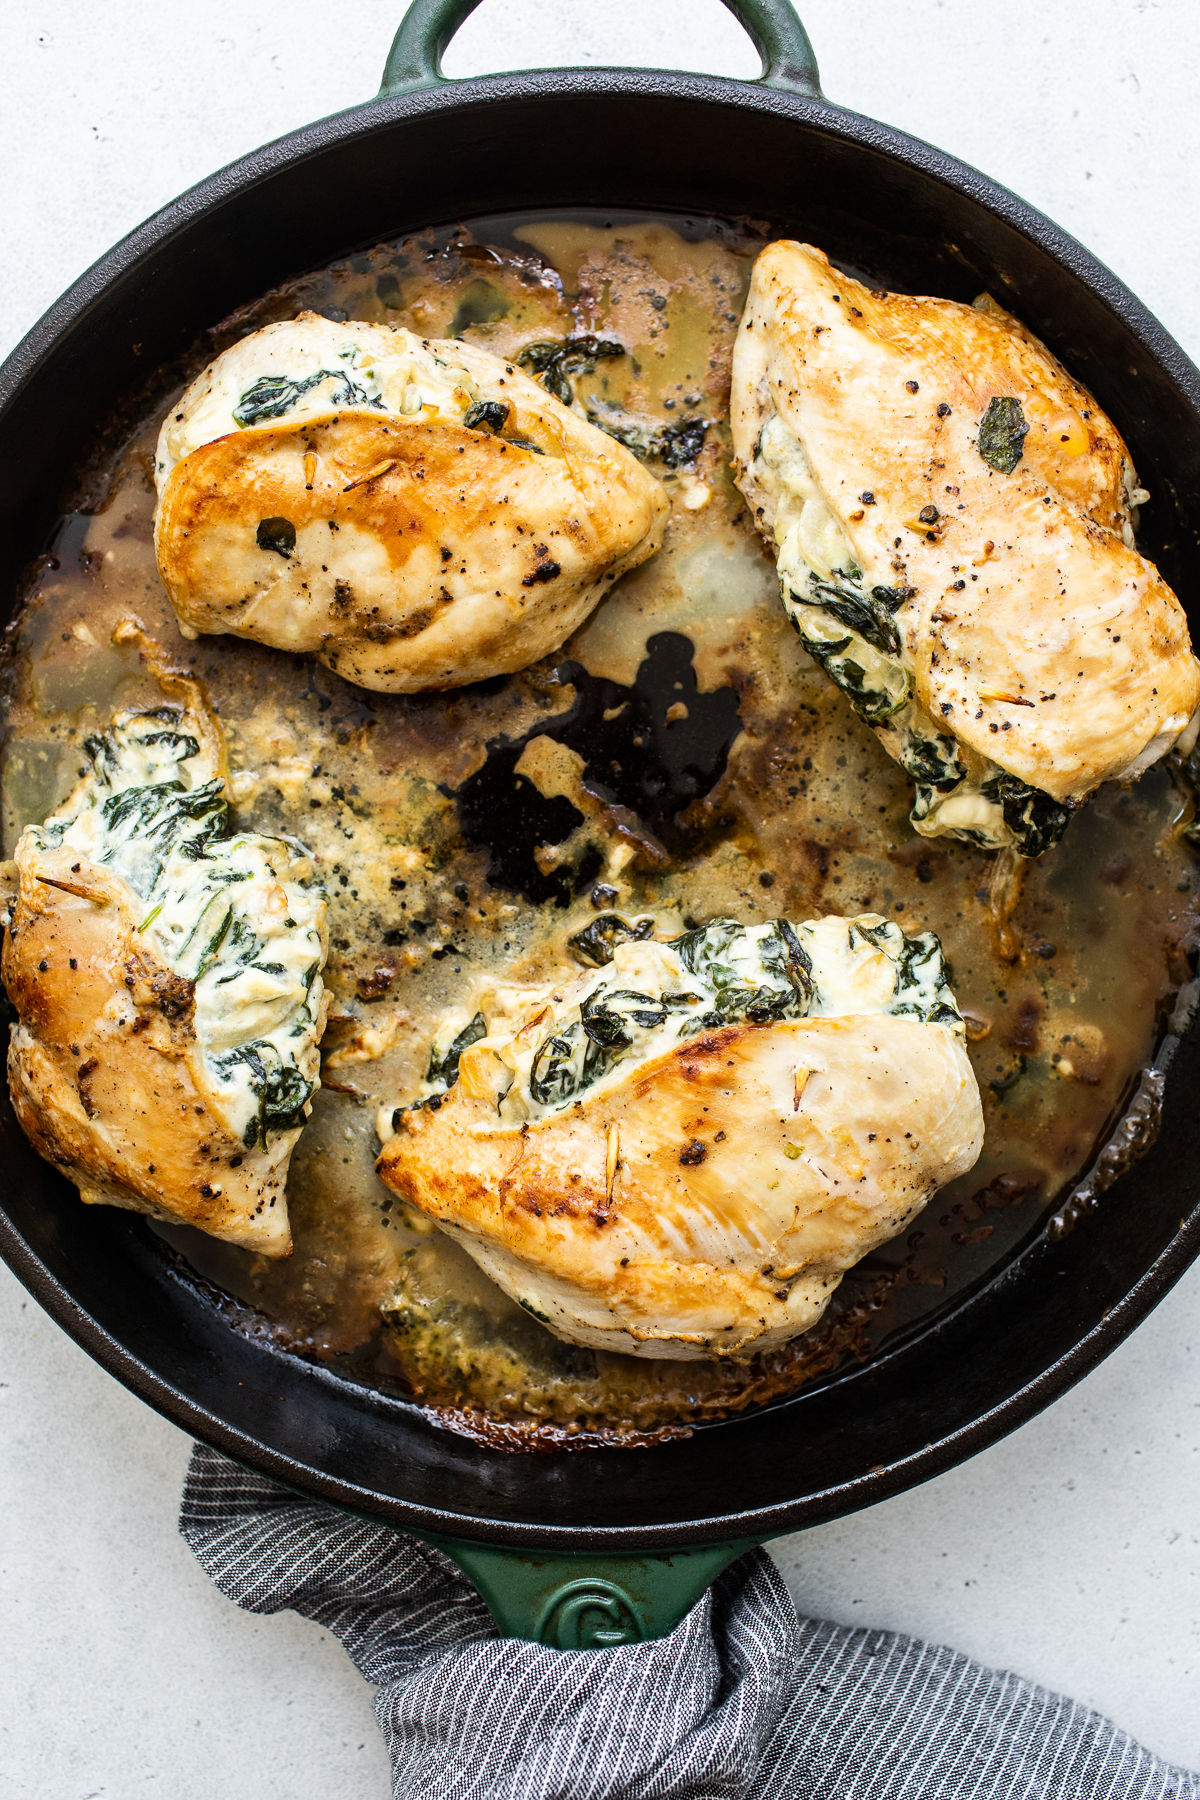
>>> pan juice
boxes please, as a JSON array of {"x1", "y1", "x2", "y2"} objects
[{"x1": 4, "y1": 211, "x2": 1196, "y2": 1447}]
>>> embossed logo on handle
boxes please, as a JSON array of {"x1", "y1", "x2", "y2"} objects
[{"x1": 536, "y1": 1579, "x2": 644, "y2": 1649}]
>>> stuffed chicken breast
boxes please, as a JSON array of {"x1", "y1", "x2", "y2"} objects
[
  {"x1": 1, "y1": 658, "x2": 327, "y2": 1255},
  {"x1": 154, "y1": 314, "x2": 667, "y2": 692},
  {"x1": 376, "y1": 912, "x2": 983, "y2": 1359},
  {"x1": 731, "y1": 240, "x2": 1200, "y2": 855}
]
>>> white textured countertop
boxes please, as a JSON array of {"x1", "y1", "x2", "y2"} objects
[{"x1": 2, "y1": 3, "x2": 1199, "y2": 1794}]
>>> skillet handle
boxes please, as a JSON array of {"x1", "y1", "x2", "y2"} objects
[
  {"x1": 409, "y1": 1529, "x2": 763, "y2": 1645},
  {"x1": 380, "y1": 0, "x2": 821, "y2": 98}
]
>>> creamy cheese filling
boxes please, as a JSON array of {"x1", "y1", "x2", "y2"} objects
[
  {"x1": 1121, "y1": 459, "x2": 1150, "y2": 550},
  {"x1": 379, "y1": 909, "x2": 963, "y2": 1136},
  {"x1": 27, "y1": 708, "x2": 326, "y2": 1149},
  {"x1": 155, "y1": 316, "x2": 538, "y2": 486},
  {"x1": 750, "y1": 411, "x2": 1071, "y2": 855}
]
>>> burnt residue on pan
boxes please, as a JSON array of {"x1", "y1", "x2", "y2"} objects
[
  {"x1": 455, "y1": 632, "x2": 744, "y2": 903},
  {"x1": 3, "y1": 211, "x2": 1199, "y2": 1447}
]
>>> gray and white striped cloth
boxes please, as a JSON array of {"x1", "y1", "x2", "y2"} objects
[{"x1": 181, "y1": 1442, "x2": 1198, "y2": 1799}]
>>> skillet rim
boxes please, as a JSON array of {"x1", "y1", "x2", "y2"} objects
[
  {"x1": 2, "y1": 66, "x2": 1200, "y2": 1549},
  {"x1": 3, "y1": 71, "x2": 1198, "y2": 425}
]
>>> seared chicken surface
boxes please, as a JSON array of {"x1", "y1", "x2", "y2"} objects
[
  {"x1": 732, "y1": 241, "x2": 1200, "y2": 855},
  {"x1": 376, "y1": 913, "x2": 983, "y2": 1359},
  {"x1": 154, "y1": 315, "x2": 667, "y2": 692},
  {"x1": 2, "y1": 659, "x2": 327, "y2": 1255}
]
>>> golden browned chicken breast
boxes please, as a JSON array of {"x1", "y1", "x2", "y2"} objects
[
  {"x1": 731, "y1": 241, "x2": 1200, "y2": 855},
  {"x1": 153, "y1": 315, "x2": 667, "y2": 692},
  {"x1": 376, "y1": 912, "x2": 982, "y2": 1359},
  {"x1": 2, "y1": 655, "x2": 327, "y2": 1255}
]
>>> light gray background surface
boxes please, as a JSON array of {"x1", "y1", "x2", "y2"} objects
[{"x1": 2, "y1": 3, "x2": 1199, "y2": 1795}]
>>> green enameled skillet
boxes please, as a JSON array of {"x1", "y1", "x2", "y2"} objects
[{"x1": 2, "y1": 0, "x2": 1199, "y2": 1644}]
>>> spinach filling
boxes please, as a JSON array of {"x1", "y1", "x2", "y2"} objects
[
  {"x1": 849, "y1": 918, "x2": 962, "y2": 1027},
  {"x1": 674, "y1": 918, "x2": 814, "y2": 1027},
  {"x1": 782, "y1": 572, "x2": 912, "y2": 723},
  {"x1": 568, "y1": 911, "x2": 654, "y2": 967},
  {"x1": 214, "y1": 1041, "x2": 317, "y2": 1150},
  {"x1": 979, "y1": 773, "x2": 1072, "y2": 857},
  {"x1": 529, "y1": 987, "x2": 696, "y2": 1108},
  {"x1": 897, "y1": 721, "x2": 1071, "y2": 857},
  {"x1": 427, "y1": 1012, "x2": 488, "y2": 1088},
  {"x1": 807, "y1": 580, "x2": 905, "y2": 659},
  {"x1": 37, "y1": 707, "x2": 326, "y2": 1150},
  {"x1": 402, "y1": 900, "x2": 967, "y2": 1128},
  {"x1": 96, "y1": 779, "x2": 228, "y2": 897},
  {"x1": 82, "y1": 716, "x2": 198, "y2": 784},
  {"x1": 401, "y1": 1012, "x2": 490, "y2": 1118},
  {"x1": 899, "y1": 725, "x2": 973, "y2": 836},
  {"x1": 233, "y1": 369, "x2": 384, "y2": 428},
  {"x1": 46, "y1": 718, "x2": 224, "y2": 898},
  {"x1": 777, "y1": 562, "x2": 1065, "y2": 854},
  {"x1": 518, "y1": 913, "x2": 961, "y2": 1112},
  {"x1": 757, "y1": 406, "x2": 1066, "y2": 855},
  {"x1": 900, "y1": 725, "x2": 969, "y2": 801}
]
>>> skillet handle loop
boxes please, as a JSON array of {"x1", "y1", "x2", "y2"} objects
[
  {"x1": 718, "y1": 0, "x2": 822, "y2": 94},
  {"x1": 380, "y1": 0, "x2": 483, "y2": 94},
  {"x1": 379, "y1": 0, "x2": 821, "y2": 98}
]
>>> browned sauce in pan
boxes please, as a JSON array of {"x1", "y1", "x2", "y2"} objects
[{"x1": 3, "y1": 212, "x2": 1197, "y2": 1448}]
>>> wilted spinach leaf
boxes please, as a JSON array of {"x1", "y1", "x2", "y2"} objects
[
  {"x1": 520, "y1": 336, "x2": 626, "y2": 407},
  {"x1": 871, "y1": 584, "x2": 916, "y2": 612},
  {"x1": 530, "y1": 1020, "x2": 605, "y2": 1106},
  {"x1": 256, "y1": 517, "x2": 295, "y2": 558},
  {"x1": 427, "y1": 1012, "x2": 488, "y2": 1088},
  {"x1": 580, "y1": 987, "x2": 667, "y2": 1049},
  {"x1": 568, "y1": 912, "x2": 654, "y2": 967},
  {"x1": 757, "y1": 919, "x2": 815, "y2": 1009},
  {"x1": 98, "y1": 778, "x2": 228, "y2": 895},
  {"x1": 674, "y1": 918, "x2": 813, "y2": 1027},
  {"x1": 463, "y1": 400, "x2": 511, "y2": 434},
  {"x1": 807, "y1": 577, "x2": 903, "y2": 658},
  {"x1": 977, "y1": 396, "x2": 1029, "y2": 475},
  {"x1": 899, "y1": 730, "x2": 969, "y2": 796},
  {"x1": 233, "y1": 368, "x2": 380, "y2": 428},
  {"x1": 980, "y1": 772, "x2": 1072, "y2": 856},
  {"x1": 217, "y1": 1040, "x2": 314, "y2": 1149}
]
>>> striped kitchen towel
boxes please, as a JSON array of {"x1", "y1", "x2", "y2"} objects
[{"x1": 180, "y1": 1442, "x2": 1197, "y2": 1800}]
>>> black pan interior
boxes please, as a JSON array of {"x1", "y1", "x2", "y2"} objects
[{"x1": 3, "y1": 72, "x2": 1199, "y2": 1548}]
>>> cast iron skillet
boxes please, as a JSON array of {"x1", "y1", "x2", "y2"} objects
[{"x1": 3, "y1": 0, "x2": 1200, "y2": 1645}]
